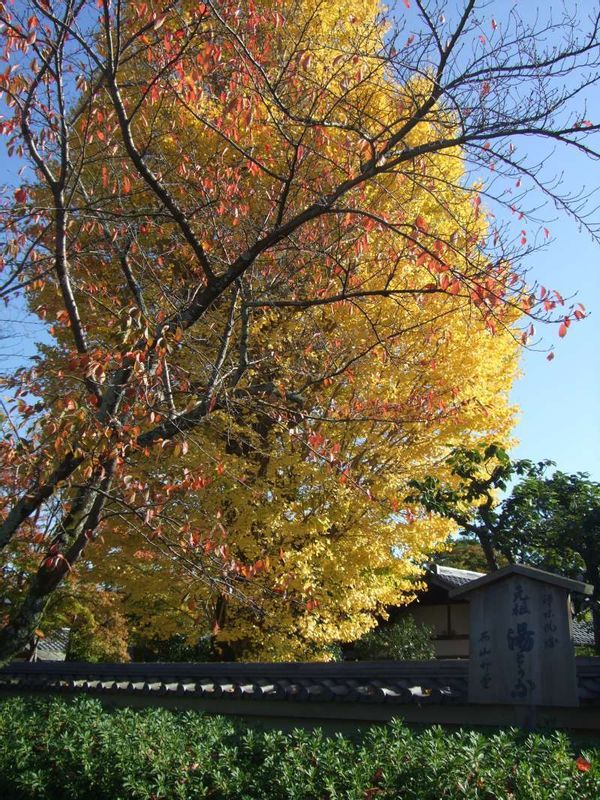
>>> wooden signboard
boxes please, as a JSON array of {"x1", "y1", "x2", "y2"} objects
[{"x1": 450, "y1": 565, "x2": 592, "y2": 707}]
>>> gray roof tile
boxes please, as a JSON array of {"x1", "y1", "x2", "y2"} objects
[
  {"x1": 35, "y1": 627, "x2": 70, "y2": 661},
  {"x1": 428, "y1": 565, "x2": 485, "y2": 590},
  {"x1": 572, "y1": 618, "x2": 595, "y2": 647},
  {"x1": 0, "y1": 661, "x2": 469, "y2": 705}
]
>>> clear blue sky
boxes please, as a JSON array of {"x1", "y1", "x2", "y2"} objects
[
  {"x1": 509, "y1": 171, "x2": 600, "y2": 480},
  {"x1": 1, "y1": 1, "x2": 599, "y2": 482},
  {"x1": 483, "y1": 2, "x2": 600, "y2": 481}
]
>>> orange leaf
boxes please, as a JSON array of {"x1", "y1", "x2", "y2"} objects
[{"x1": 576, "y1": 756, "x2": 591, "y2": 772}]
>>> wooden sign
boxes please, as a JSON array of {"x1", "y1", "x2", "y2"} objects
[{"x1": 451, "y1": 565, "x2": 592, "y2": 707}]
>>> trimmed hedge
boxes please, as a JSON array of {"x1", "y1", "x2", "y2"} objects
[{"x1": 0, "y1": 696, "x2": 599, "y2": 799}]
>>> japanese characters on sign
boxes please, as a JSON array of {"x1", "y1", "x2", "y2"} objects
[
  {"x1": 478, "y1": 630, "x2": 492, "y2": 690},
  {"x1": 507, "y1": 582, "x2": 536, "y2": 700},
  {"x1": 542, "y1": 591, "x2": 559, "y2": 649}
]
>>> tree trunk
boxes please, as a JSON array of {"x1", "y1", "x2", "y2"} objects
[
  {"x1": 211, "y1": 595, "x2": 238, "y2": 661},
  {"x1": 591, "y1": 602, "x2": 600, "y2": 657},
  {"x1": 585, "y1": 564, "x2": 600, "y2": 656},
  {"x1": 0, "y1": 466, "x2": 114, "y2": 665},
  {"x1": 477, "y1": 529, "x2": 499, "y2": 571}
]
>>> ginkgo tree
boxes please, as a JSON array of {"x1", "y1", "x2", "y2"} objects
[{"x1": 0, "y1": 0, "x2": 599, "y2": 662}]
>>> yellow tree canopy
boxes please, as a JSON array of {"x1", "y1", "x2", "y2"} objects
[{"x1": 1, "y1": 0, "x2": 592, "y2": 661}]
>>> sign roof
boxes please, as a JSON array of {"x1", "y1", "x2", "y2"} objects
[{"x1": 449, "y1": 564, "x2": 593, "y2": 598}]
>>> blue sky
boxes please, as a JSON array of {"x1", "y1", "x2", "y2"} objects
[
  {"x1": 487, "y1": 0, "x2": 600, "y2": 484},
  {"x1": 509, "y1": 184, "x2": 600, "y2": 480}
]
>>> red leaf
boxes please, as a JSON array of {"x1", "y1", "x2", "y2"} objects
[
  {"x1": 546, "y1": 352, "x2": 554, "y2": 361},
  {"x1": 14, "y1": 187, "x2": 27, "y2": 203},
  {"x1": 558, "y1": 322, "x2": 568, "y2": 338},
  {"x1": 402, "y1": 0, "x2": 410, "y2": 7},
  {"x1": 299, "y1": 51, "x2": 312, "y2": 70},
  {"x1": 576, "y1": 756, "x2": 591, "y2": 772}
]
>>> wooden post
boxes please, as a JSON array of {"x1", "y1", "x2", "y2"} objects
[{"x1": 450, "y1": 565, "x2": 592, "y2": 707}]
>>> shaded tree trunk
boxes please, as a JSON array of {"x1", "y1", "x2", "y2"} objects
[
  {"x1": 585, "y1": 564, "x2": 600, "y2": 656},
  {"x1": 477, "y1": 529, "x2": 500, "y2": 572},
  {"x1": 591, "y1": 602, "x2": 600, "y2": 657},
  {"x1": 0, "y1": 466, "x2": 114, "y2": 666}
]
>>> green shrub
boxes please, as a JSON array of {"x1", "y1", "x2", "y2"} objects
[
  {"x1": 0, "y1": 695, "x2": 598, "y2": 799},
  {"x1": 350, "y1": 616, "x2": 436, "y2": 661},
  {"x1": 129, "y1": 633, "x2": 218, "y2": 663}
]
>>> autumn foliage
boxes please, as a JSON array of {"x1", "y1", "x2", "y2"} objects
[{"x1": 0, "y1": 0, "x2": 598, "y2": 660}]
